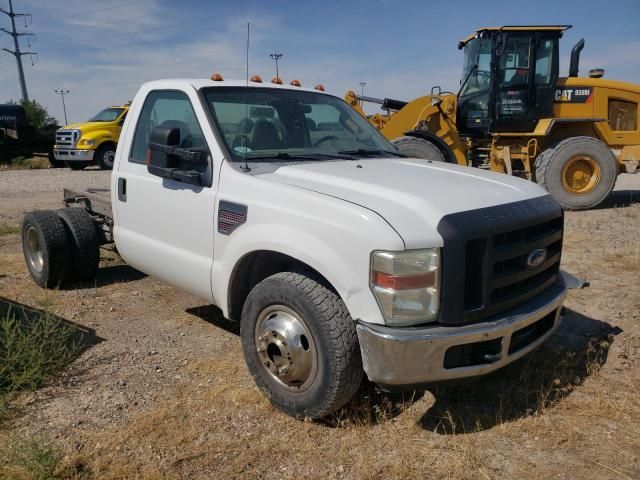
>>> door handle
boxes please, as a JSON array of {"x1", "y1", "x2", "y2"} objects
[{"x1": 118, "y1": 177, "x2": 127, "y2": 202}]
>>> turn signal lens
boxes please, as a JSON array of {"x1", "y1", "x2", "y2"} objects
[{"x1": 370, "y1": 249, "x2": 440, "y2": 326}]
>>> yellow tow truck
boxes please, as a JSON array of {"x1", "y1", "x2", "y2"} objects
[{"x1": 53, "y1": 103, "x2": 129, "y2": 170}]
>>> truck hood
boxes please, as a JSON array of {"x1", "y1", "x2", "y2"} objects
[
  {"x1": 62, "y1": 122, "x2": 113, "y2": 132},
  {"x1": 260, "y1": 158, "x2": 548, "y2": 248}
]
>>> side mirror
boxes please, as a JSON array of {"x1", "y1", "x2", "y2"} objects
[{"x1": 147, "y1": 126, "x2": 209, "y2": 186}]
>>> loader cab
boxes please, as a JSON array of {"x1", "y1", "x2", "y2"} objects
[{"x1": 457, "y1": 26, "x2": 567, "y2": 137}]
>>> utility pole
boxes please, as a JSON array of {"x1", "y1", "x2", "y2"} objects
[
  {"x1": 54, "y1": 89, "x2": 69, "y2": 125},
  {"x1": 0, "y1": 0, "x2": 35, "y2": 102},
  {"x1": 270, "y1": 53, "x2": 283, "y2": 78},
  {"x1": 358, "y1": 82, "x2": 366, "y2": 106}
]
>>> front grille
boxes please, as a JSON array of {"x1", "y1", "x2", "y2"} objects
[
  {"x1": 437, "y1": 196, "x2": 563, "y2": 325},
  {"x1": 55, "y1": 129, "x2": 78, "y2": 148}
]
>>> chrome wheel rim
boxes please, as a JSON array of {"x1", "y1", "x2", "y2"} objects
[
  {"x1": 104, "y1": 150, "x2": 115, "y2": 168},
  {"x1": 25, "y1": 226, "x2": 43, "y2": 273},
  {"x1": 254, "y1": 305, "x2": 318, "y2": 391}
]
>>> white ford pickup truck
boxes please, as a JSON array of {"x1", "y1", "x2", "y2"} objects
[{"x1": 21, "y1": 77, "x2": 574, "y2": 418}]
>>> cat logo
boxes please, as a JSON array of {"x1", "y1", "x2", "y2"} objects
[{"x1": 554, "y1": 87, "x2": 593, "y2": 103}]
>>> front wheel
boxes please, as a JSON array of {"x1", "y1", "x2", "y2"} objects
[
  {"x1": 240, "y1": 272, "x2": 363, "y2": 419},
  {"x1": 94, "y1": 144, "x2": 116, "y2": 170},
  {"x1": 534, "y1": 137, "x2": 618, "y2": 210}
]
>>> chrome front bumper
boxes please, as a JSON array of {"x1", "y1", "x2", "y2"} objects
[
  {"x1": 357, "y1": 280, "x2": 567, "y2": 387},
  {"x1": 53, "y1": 148, "x2": 94, "y2": 161}
]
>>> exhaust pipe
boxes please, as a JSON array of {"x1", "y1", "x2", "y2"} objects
[{"x1": 569, "y1": 39, "x2": 584, "y2": 77}]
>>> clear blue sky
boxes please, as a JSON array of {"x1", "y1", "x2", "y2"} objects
[{"x1": 1, "y1": 0, "x2": 638, "y2": 123}]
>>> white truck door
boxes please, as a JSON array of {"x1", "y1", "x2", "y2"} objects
[{"x1": 114, "y1": 88, "x2": 217, "y2": 301}]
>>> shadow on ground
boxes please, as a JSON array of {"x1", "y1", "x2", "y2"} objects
[
  {"x1": 419, "y1": 308, "x2": 621, "y2": 434},
  {"x1": 186, "y1": 304, "x2": 239, "y2": 336},
  {"x1": 0, "y1": 296, "x2": 103, "y2": 354},
  {"x1": 598, "y1": 189, "x2": 640, "y2": 209},
  {"x1": 64, "y1": 264, "x2": 147, "y2": 290}
]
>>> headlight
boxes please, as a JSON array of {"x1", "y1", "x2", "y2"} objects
[
  {"x1": 80, "y1": 139, "x2": 96, "y2": 146},
  {"x1": 370, "y1": 248, "x2": 440, "y2": 326}
]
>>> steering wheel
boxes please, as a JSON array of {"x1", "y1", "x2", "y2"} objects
[{"x1": 313, "y1": 135, "x2": 339, "y2": 148}]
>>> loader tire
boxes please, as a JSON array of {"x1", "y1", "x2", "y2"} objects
[
  {"x1": 22, "y1": 210, "x2": 72, "y2": 288},
  {"x1": 391, "y1": 136, "x2": 446, "y2": 162},
  {"x1": 534, "y1": 136, "x2": 617, "y2": 210},
  {"x1": 57, "y1": 208, "x2": 100, "y2": 283},
  {"x1": 240, "y1": 272, "x2": 363, "y2": 419}
]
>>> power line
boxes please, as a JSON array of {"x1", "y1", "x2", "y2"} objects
[
  {"x1": 0, "y1": 0, "x2": 36, "y2": 101},
  {"x1": 65, "y1": 0, "x2": 151, "y2": 19}
]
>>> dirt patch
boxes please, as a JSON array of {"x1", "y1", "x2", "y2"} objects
[{"x1": 0, "y1": 170, "x2": 639, "y2": 479}]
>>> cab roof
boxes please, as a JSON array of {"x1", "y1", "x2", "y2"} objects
[{"x1": 458, "y1": 25, "x2": 572, "y2": 48}]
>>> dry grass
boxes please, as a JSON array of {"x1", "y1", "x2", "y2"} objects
[
  {"x1": 0, "y1": 156, "x2": 51, "y2": 170},
  {"x1": 0, "y1": 224, "x2": 20, "y2": 236}
]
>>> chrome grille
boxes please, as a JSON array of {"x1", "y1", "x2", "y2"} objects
[
  {"x1": 55, "y1": 129, "x2": 79, "y2": 148},
  {"x1": 437, "y1": 196, "x2": 563, "y2": 325}
]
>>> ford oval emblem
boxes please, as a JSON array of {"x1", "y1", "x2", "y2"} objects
[{"x1": 526, "y1": 248, "x2": 547, "y2": 269}]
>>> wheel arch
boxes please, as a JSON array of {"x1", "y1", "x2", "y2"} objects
[{"x1": 227, "y1": 250, "x2": 338, "y2": 322}]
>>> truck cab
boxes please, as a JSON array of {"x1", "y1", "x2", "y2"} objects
[
  {"x1": 22, "y1": 76, "x2": 574, "y2": 419},
  {"x1": 54, "y1": 103, "x2": 129, "y2": 170}
]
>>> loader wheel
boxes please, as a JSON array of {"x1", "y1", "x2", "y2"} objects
[
  {"x1": 57, "y1": 208, "x2": 100, "y2": 283},
  {"x1": 95, "y1": 144, "x2": 116, "y2": 170},
  {"x1": 240, "y1": 272, "x2": 363, "y2": 419},
  {"x1": 534, "y1": 137, "x2": 617, "y2": 210},
  {"x1": 391, "y1": 136, "x2": 446, "y2": 162},
  {"x1": 22, "y1": 210, "x2": 72, "y2": 289}
]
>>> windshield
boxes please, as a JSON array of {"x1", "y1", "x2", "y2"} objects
[
  {"x1": 459, "y1": 37, "x2": 492, "y2": 98},
  {"x1": 202, "y1": 87, "x2": 398, "y2": 162},
  {"x1": 89, "y1": 107, "x2": 124, "y2": 122}
]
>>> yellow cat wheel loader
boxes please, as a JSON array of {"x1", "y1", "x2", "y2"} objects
[{"x1": 345, "y1": 26, "x2": 640, "y2": 210}]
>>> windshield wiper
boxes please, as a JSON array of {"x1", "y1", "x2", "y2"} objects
[
  {"x1": 244, "y1": 152, "x2": 355, "y2": 161},
  {"x1": 337, "y1": 148, "x2": 406, "y2": 158}
]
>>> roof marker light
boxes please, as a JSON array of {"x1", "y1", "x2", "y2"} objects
[
  {"x1": 271, "y1": 77, "x2": 283, "y2": 85},
  {"x1": 314, "y1": 84, "x2": 325, "y2": 91},
  {"x1": 211, "y1": 73, "x2": 224, "y2": 81},
  {"x1": 250, "y1": 75, "x2": 262, "y2": 83},
  {"x1": 290, "y1": 79, "x2": 301, "y2": 87}
]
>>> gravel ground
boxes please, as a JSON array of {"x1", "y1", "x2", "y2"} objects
[{"x1": 0, "y1": 167, "x2": 639, "y2": 479}]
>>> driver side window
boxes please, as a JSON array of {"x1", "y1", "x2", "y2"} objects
[{"x1": 130, "y1": 90, "x2": 206, "y2": 165}]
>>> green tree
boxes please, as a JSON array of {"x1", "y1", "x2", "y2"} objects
[{"x1": 5, "y1": 99, "x2": 59, "y2": 130}]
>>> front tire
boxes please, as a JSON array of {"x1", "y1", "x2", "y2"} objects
[
  {"x1": 94, "y1": 144, "x2": 116, "y2": 170},
  {"x1": 391, "y1": 136, "x2": 446, "y2": 162},
  {"x1": 534, "y1": 137, "x2": 617, "y2": 210},
  {"x1": 240, "y1": 272, "x2": 363, "y2": 419},
  {"x1": 21, "y1": 211, "x2": 71, "y2": 288}
]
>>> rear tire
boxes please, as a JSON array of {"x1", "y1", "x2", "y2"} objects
[
  {"x1": 66, "y1": 162, "x2": 88, "y2": 170},
  {"x1": 391, "y1": 136, "x2": 446, "y2": 162},
  {"x1": 240, "y1": 272, "x2": 363, "y2": 419},
  {"x1": 56, "y1": 208, "x2": 100, "y2": 283},
  {"x1": 534, "y1": 136, "x2": 617, "y2": 210},
  {"x1": 21, "y1": 211, "x2": 71, "y2": 288},
  {"x1": 94, "y1": 144, "x2": 116, "y2": 170}
]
